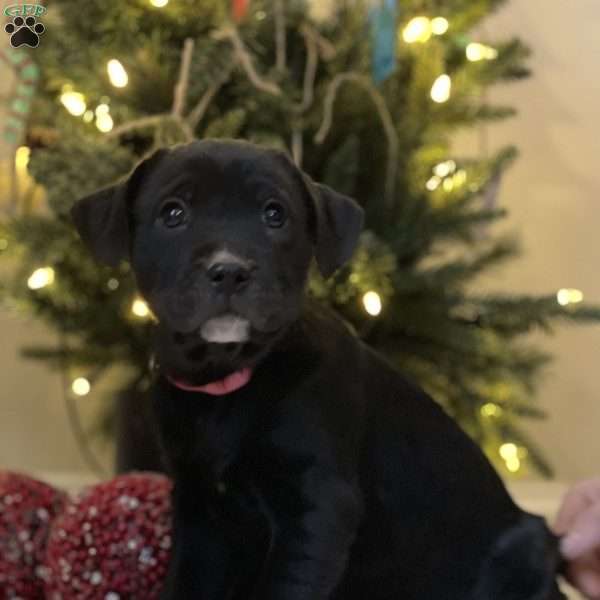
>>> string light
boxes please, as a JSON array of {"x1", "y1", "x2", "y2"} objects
[
  {"x1": 95, "y1": 104, "x2": 114, "y2": 133},
  {"x1": 60, "y1": 87, "x2": 86, "y2": 116},
  {"x1": 15, "y1": 146, "x2": 30, "y2": 176},
  {"x1": 362, "y1": 291, "x2": 382, "y2": 317},
  {"x1": 131, "y1": 298, "x2": 151, "y2": 318},
  {"x1": 454, "y1": 169, "x2": 467, "y2": 187},
  {"x1": 434, "y1": 160, "x2": 456, "y2": 178},
  {"x1": 27, "y1": 267, "x2": 55, "y2": 290},
  {"x1": 149, "y1": 0, "x2": 169, "y2": 6},
  {"x1": 0, "y1": 238, "x2": 8, "y2": 251},
  {"x1": 499, "y1": 442, "x2": 517, "y2": 460},
  {"x1": 480, "y1": 403, "x2": 502, "y2": 418},
  {"x1": 431, "y1": 74, "x2": 451, "y2": 103},
  {"x1": 96, "y1": 114, "x2": 114, "y2": 133},
  {"x1": 107, "y1": 278, "x2": 120, "y2": 291},
  {"x1": 83, "y1": 110, "x2": 94, "y2": 123},
  {"x1": 427, "y1": 161, "x2": 467, "y2": 193},
  {"x1": 505, "y1": 457, "x2": 520, "y2": 473},
  {"x1": 71, "y1": 377, "x2": 91, "y2": 397},
  {"x1": 557, "y1": 288, "x2": 584, "y2": 306},
  {"x1": 442, "y1": 177, "x2": 454, "y2": 192},
  {"x1": 499, "y1": 442, "x2": 521, "y2": 473},
  {"x1": 107, "y1": 59, "x2": 128, "y2": 88},
  {"x1": 401, "y1": 16, "x2": 448, "y2": 43},
  {"x1": 466, "y1": 43, "x2": 498, "y2": 62},
  {"x1": 402, "y1": 16, "x2": 431, "y2": 44},
  {"x1": 431, "y1": 17, "x2": 449, "y2": 35},
  {"x1": 426, "y1": 176, "x2": 441, "y2": 191}
]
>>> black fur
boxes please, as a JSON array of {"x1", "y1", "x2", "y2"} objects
[{"x1": 71, "y1": 140, "x2": 565, "y2": 599}]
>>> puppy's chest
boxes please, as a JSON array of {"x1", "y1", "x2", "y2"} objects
[{"x1": 190, "y1": 410, "x2": 249, "y2": 482}]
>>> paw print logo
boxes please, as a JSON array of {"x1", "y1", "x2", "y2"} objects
[{"x1": 5, "y1": 16, "x2": 45, "y2": 48}]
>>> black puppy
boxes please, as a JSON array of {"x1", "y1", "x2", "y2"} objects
[{"x1": 72, "y1": 140, "x2": 566, "y2": 600}]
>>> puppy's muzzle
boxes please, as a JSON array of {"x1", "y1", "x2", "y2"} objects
[{"x1": 200, "y1": 314, "x2": 250, "y2": 344}]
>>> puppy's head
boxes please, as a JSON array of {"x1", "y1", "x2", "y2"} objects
[{"x1": 71, "y1": 140, "x2": 363, "y2": 385}]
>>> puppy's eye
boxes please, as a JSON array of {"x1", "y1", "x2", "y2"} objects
[
  {"x1": 159, "y1": 201, "x2": 187, "y2": 229},
  {"x1": 262, "y1": 201, "x2": 287, "y2": 229}
]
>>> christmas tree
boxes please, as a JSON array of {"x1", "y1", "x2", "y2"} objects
[{"x1": 1, "y1": 0, "x2": 598, "y2": 477}]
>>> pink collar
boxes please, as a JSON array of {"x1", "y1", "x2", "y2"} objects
[{"x1": 167, "y1": 367, "x2": 253, "y2": 396}]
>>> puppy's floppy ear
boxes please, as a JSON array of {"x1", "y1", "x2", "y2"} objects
[
  {"x1": 71, "y1": 149, "x2": 167, "y2": 267},
  {"x1": 303, "y1": 174, "x2": 364, "y2": 278}
]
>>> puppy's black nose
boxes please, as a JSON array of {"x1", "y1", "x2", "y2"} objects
[{"x1": 206, "y1": 263, "x2": 251, "y2": 294}]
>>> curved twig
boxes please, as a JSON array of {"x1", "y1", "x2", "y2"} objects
[
  {"x1": 107, "y1": 114, "x2": 169, "y2": 139},
  {"x1": 172, "y1": 38, "x2": 195, "y2": 117},
  {"x1": 315, "y1": 72, "x2": 398, "y2": 207},
  {"x1": 109, "y1": 38, "x2": 197, "y2": 139},
  {"x1": 308, "y1": 25, "x2": 337, "y2": 61},
  {"x1": 292, "y1": 129, "x2": 303, "y2": 167},
  {"x1": 214, "y1": 26, "x2": 282, "y2": 96},
  {"x1": 274, "y1": 0, "x2": 287, "y2": 72},
  {"x1": 178, "y1": 117, "x2": 195, "y2": 143},
  {"x1": 292, "y1": 24, "x2": 319, "y2": 113}
]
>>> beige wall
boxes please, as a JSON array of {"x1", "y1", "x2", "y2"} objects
[
  {"x1": 478, "y1": 0, "x2": 600, "y2": 480},
  {"x1": 1, "y1": 1, "x2": 600, "y2": 481},
  {"x1": 0, "y1": 315, "x2": 91, "y2": 474}
]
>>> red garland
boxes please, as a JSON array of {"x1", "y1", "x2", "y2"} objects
[
  {"x1": 0, "y1": 472, "x2": 65, "y2": 599},
  {"x1": 44, "y1": 473, "x2": 173, "y2": 599},
  {"x1": 232, "y1": 0, "x2": 250, "y2": 22}
]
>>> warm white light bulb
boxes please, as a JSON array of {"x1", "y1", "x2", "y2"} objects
[
  {"x1": 362, "y1": 291, "x2": 382, "y2": 317},
  {"x1": 402, "y1": 16, "x2": 431, "y2": 44},
  {"x1": 107, "y1": 59, "x2": 128, "y2": 88},
  {"x1": 499, "y1": 443, "x2": 518, "y2": 461},
  {"x1": 426, "y1": 176, "x2": 441, "y2": 191},
  {"x1": 96, "y1": 113, "x2": 114, "y2": 133},
  {"x1": 434, "y1": 160, "x2": 455, "y2": 178},
  {"x1": 27, "y1": 267, "x2": 55, "y2": 290},
  {"x1": 15, "y1": 146, "x2": 30, "y2": 172},
  {"x1": 466, "y1": 43, "x2": 498, "y2": 62},
  {"x1": 480, "y1": 403, "x2": 502, "y2": 418},
  {"x1": 431, "y1": 74, "x2": 451, "y2": 103},
  {"x1": 60, "y1": 91, "x2": 87, "y2": 116},
  {"x1": 72, "y1": 377, "x2": 91, "y2": 396},
  {"x1": 557, "y1": 288, "x2": 584, "y2": 306},
  {"x1": 431, "y1": 17, "x2": 449, "y2": 35},
  {"x1": 150, "y1": 0, "x2": 169, "y2": 7},
  {"x1": 132, "y1": 298, "x2": 151, "y2": 318},
  {"x1": 95, "y1": 103, "x2": 110, "y2": 116},
  {"x1": 505, "y1": 456, "x2": 521, "y2": 473},
  {"x1": 453, "y1": 169, "x2": 467, "y2": 187}
]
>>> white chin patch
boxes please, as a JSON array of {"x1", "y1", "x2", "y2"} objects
[{"x1": 200, "y1": 315, "x2": 250, "y2": 344}]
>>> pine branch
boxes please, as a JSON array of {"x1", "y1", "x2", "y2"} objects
[
  {"x1": 187, "y1": 63, "x2": 235, "y2": 129},
  {"x1": 400, "y1": 239, "x2": 518, "y2": 291}
]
